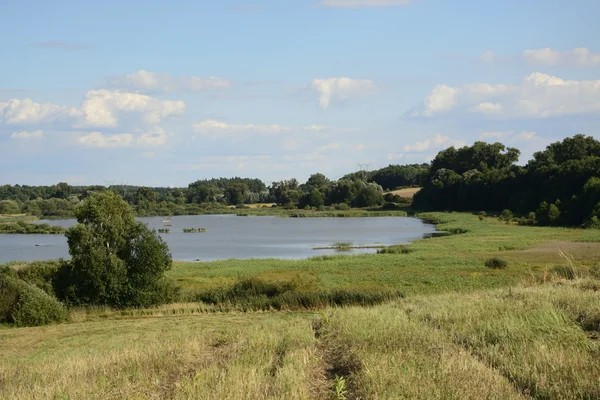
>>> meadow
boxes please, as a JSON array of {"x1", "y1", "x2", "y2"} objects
[{"x1": 1, "y1": 212, "x2": 599, "y2": 399}]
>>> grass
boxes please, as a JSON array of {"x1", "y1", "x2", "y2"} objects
[
  {"x1": 168, "y1": 212, "x2": 600, "y2": 299},
  {"x1": 1, "y1": 277, "x2": 598, "y2": 399},
  {"x1": 1, "y1": 211, "x2": 600, "y2": 398},
  {"x1": 317, "y1": 279, "x2": 600, "y2": 399}
]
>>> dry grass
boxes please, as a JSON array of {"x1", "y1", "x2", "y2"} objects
[
  {"x1": 2, "y1": 278, "x2": 597, "y2": 399},
  {"x1": 319, "y1": 279, "x2": 600, "y2": 399},
  {"x1": 0, "y1": 312, "x2": 325, "y2": 399},
  {"x1": 386, "y1": 187, "x2": 421, "y2": 198}
]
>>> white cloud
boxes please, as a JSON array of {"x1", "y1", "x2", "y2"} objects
[
  {"x1": 0, "y1": 98, "x2": 81, "y2": 125},
  {"x1": 77, "y1": 127, "x2": 171, "y2": 148},
  {"x1": 81, "y1": 90, "x2": 185, "y2": 127},
  {"x1": 480, "y1": 130, "x2": 540, "y2": 142},
  {"x1": 303, "y1": 125, "x2": 328, "y2": 131},
  {"x1": 315, "y1": 0, "x2": 412, "y2": 7},
  {"x1": 522, "y1": 47, "x2": 600, "y2": 67},
  {"x1": 311, "y1": 77, "x2": 377, "y2": 109},
  {"x1": 1, "y1": 91, "x2": 185, "y2": 129},
  {"x1": 78, "y1": 132, "x2": 134, "y2": 148},
  {"x1": 137, "y1": 127, "x2": 170, "y2": 147},
  {"x1": 193, "y1": 120, "x2": 292, "y2": 138},
  {"x1": 421, "y1": 85, "x2": 459, "y2": 116},
  {"x1": 387, "y1": 153, "x2": 404, "y2": 160},
  {"x1": 404, "y1": 133, "x2": 465, "y2": 153},
  {"x1": 107, "y1": 69, "x2": 231, "y2": 93},
  {"x1": 10, "y1": 130, "x2": 44, "y2": 139},
  {"x1": 469, "y1": 102, "x2": 502, "y2": 114},
  {"x1": 351, "y1": 143, "x2": 365, "y2": 152},
  {"x1": 193, "y1": 120, "x2": 351, "y2": 139},
  {"x1": 411, "y1": 72, "x2": 600, "y2": 119}
]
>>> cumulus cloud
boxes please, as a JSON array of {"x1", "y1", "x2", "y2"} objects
[
  {"x1": 1, "y1": 91, "x2": 185, "y2": 129},
  {"x1": 387, "y1": 153, "x2": 404, "y2": 160},
  {"x1": 77, "y1": 127, "x2": 170, "y2": 148},
  {"x1": 404, "y1": 133, "x2": 465, "y2": 153},
  {"x1": 409, "y1": 72, "x2": 600, "y2": 119},
  {"x1": 0, "y1": 98, "x2": 81, "y2": 125},
  {"x1": 315, "y1": 0, "x2": 412, "y2": 7},
  {"x1": 522, "y1": 47, "x2": 600, "y2": 67},
  {"x1": 107, "y1": 70, "x2": 231, "y2": 93},
  {"x1": 80, "y1": 90, "x2": 185, "y2": 127},
  {"x1": 311, "y1": 77, "x2": 377, "y2": 109},
  {"x1": 10, "y1": 130, "x2": 44, "y2": 139}
]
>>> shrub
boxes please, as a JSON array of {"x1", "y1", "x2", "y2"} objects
[
  {"x1": 14, "y1": 261, "x2": 60, "y2": 295},
  {"x1": 499, "y1": 209, "x2": 513, "y2": 223},
  {"x1": 377, "y1": 246, "x2": 412, "y2": 254},
  {"x1": 193, "y1": 278, "x2": 402, "y2": 311},
  {"x1": 0, "y1": 276, "x2": 67, "y2": 326},
  {"x1": 484, "y1": 257, "x2": 508, "y2": 269},
  {"x1": 334, "y1": 203, "x2": 350, "y2": 211}
]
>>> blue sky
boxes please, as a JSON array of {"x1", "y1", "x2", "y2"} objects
[{"x1": 1, "y1": 0, "x2": 599, "y2": 186}]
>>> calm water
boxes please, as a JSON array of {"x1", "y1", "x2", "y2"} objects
[{"x1": 0, "y1": 215, "x2": 436, "y2": 262}]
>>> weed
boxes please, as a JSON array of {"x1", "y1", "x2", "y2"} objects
[{"x1": 484, "y1": 257, "x2": 508, "y2": 269}]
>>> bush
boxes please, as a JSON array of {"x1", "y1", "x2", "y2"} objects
[
  {"x1": 0, "y1": 276, "x2": 67, "y2": 327},
  {"x1": 499, "y1": 209, "x2": 513, "y2": 223},
  {"x1": 193, "y1": 278, "x2": 403, "y2": 311},
  {"x1": 484, "y1": 257, "x2": 508, "y2": 269},
  {"x1": 16, "y1": 261, "x2": 60, "y2": 295},
  {"x1": 377, "y1": 246, "x2": 412, "y2": 254},
  {"x1": 333, "y1": 203, "x2": 350, "y2": 211}
]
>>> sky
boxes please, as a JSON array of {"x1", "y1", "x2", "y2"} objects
[{"x1": 1, "y1": 0, "x2": 599, "y2": 187}]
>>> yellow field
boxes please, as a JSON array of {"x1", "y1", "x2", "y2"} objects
[{"x1": 386, "y1": 187, "x2": 421, "y2": 198}]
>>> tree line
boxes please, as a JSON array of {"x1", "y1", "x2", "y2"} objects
[
  {"x1": 0, "y1": 165, "x2": 427, "y2": 217},
  {"x1": 413, "y1": 134, "x2": 600, "y2": 228}
]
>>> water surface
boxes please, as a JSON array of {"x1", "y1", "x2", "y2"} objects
[{"x1": 0, "y1": 215, "x2": 436, "y2": 262}]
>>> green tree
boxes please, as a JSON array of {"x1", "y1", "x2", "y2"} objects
[
  {"x1": 224, "y1": 183, "x2": 248, "y2": 205},
  {"x1": 55, "y1": 191, "x2": 172, "y2": 307}
]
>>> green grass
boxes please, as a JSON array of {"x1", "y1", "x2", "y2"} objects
[{"x1": 169, "y1": 212, "x2": 600, "y2": 299}]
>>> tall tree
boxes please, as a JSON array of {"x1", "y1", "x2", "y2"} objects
[{"x1": 55, "y1": 191, "x2": 172, "y2": 307}]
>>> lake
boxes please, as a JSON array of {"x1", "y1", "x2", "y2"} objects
[{"x1": 0, "y1": 215, "x2": 437, "y2": 262}]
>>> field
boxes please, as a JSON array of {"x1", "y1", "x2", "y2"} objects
[
  {"x1": 387, "y1": 187, "x2": 421, "y2": 198},
  {"x1": 1, "y1": 212, "x2": 599, "y2": 399}
]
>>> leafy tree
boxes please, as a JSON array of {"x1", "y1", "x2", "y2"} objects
[
  {"x1": 299, "y1": 188, "x2": 325, "y2": 209},
  {"x1": 224, "y1": 183, "x2": 248, "y2": 205},
  {"x1": 0, "y1": 200, "x2": 20, "y2": 214},
  {"x1": 352, "y1": 183, "x2": 384, "y2": 207},
  {"x1": 55, "y1": 191, "x2": 172, "y2": 307},
  {"x1": 270, "y1": 179, "x2": 300, "y2": 207}
]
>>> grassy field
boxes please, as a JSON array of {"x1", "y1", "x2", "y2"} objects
[
  {"x1": 387, "y1": 187, "x2": 421, "y2": 198},
  {"x1": 169, "y1": 212, "x2": 600, "y2": 299},
  {"x1": 1, "y1": 212, "x2": 599, "y2": 399}
]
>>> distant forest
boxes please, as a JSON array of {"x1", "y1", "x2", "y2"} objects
[{"x1": 1, "y1": 134, "x2": 599, "y2": 227}]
